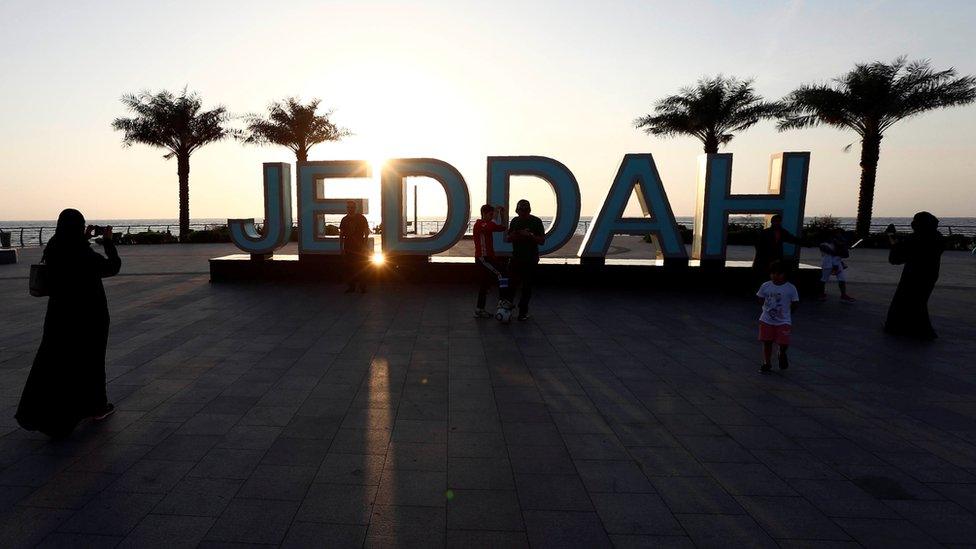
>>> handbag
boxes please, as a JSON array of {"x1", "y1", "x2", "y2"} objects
[{"x1": 29, "y1": 262, "x2": 50, "y2": 297}]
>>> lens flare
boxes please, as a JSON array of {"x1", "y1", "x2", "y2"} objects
[{"x1": 371, "y1": 252, "x2": 385, "y2": 266}]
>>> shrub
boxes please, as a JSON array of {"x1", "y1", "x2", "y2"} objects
[
  {"x1": 803, "y1": 215, "x2": 846, "y2": 245},
  {"x1": 183, "y1": 226, "x2": 232, "y2": 243},
  {"x1": 119, "y1": 230, "x2": 178, "y2": 245}
]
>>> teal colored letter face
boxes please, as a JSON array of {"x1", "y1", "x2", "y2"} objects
[
  {"x1": 381, "y1": 158, "x2": 470, "y2": 255},
  {"x1": 486, "y1": 156, "x2": 581, "y2": 256},
  {"x1": 692, "y1": 153, "x2": 809, "y2": 261},
  {"x1": 229, "y1": 163, "x2": 293, "y2": 255},
  {"x1": 579, "y1": 154, "x2": 687, "y2": 259},
  {"x1": 298, "y1": 161, "x2": 371, "y2": 254}
]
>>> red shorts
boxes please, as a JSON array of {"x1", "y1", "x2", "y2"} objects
[{"x1": 759, "y1": 322, "x2": 792, "y2": 345}]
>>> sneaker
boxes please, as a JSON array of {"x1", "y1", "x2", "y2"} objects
[
  {"x1": 93, "y1": 403, "x2": 115, "y2": 421},
  {"x1": 474, "y1": 309, "x2": 492, "y2": 318},
  {"x1": 840, "y1": 294, "x2": 856, "y2": 303},
  {"x1": 816, "y1": 294, "x2": 828, "y2": 302},
  {"x1": 517, "y1": 313, "x2": 530, "y2": 321},
  {"x1": 778, "y1": 354, "x2": 789, "y2": 370},
  {"x1": 760, "y1": 363, "x2": 772, "y2": 374}
]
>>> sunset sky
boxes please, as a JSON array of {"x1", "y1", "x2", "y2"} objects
[{"x1": 1, "y1": 0, "x2": 974, "y2": 222}]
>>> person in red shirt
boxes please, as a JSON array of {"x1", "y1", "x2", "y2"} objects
[{"x1": 473, "y1": 204, "x2": 508, "y2": 318}]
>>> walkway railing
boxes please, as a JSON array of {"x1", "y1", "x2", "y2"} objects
[{"x1": 1, "y1": 221, "x2": 972, "y2": 248}]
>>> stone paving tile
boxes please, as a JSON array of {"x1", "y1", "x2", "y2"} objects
[
  {"x1": 117, "y1": 513, "x2": 214, "y2": 548},
  {"x1": 677, "y1": 513, "x2": 778, "y2": 549},
  {"x1": 447, "y1": 488, "x2": 523, "y2": 530},
  {"x1": 36, "y1": 532, "x2": 123, "y2": 548},
  {"x1": 574, "y1": 459, "x2": 655, "y2": 493},
  {"x1": 446, "y1": 529, "x2": 529, "y2": 548},
  {"x1": 58, "y1": 490, "x2": 164, "y2": 536},
  {"x1": 108, "y1": 459, "x2": 194, "y2": 494},
  {"x1": 703, "y1": 461, "x2": 798, "y2": 496},
  {"x1": 204, "y1": 498, "x2": 300, "y2": 545},
  {"x1": 651, "y1": 475, "x2": 745, "y2": 514},
  {"x1": 609, "y1": 534, "x2": 696, "y2": 548},
  {"x1": 0, "y1": 506, "x2": 74, "y2": 548},
  {"x1": 514, "y1": 472, "x2": 592, "y2": 511},
  {"x1": 832, "y1": 517, "x2": 942, "y2": 548},
  {"x1": 153, "y1": 477, "x2": 242, "y2": 516},
  {"x1": 296, "y1": 482, "x2": 377, "y2": 524},
  {"x1": 448, "y1": 456, "x2": 515, "y2": 490},
  {"x1": 883, "y1": 499, "x2": 976, "y2": 544},
  {"x1": 787, "y1": 478, "x2": 899, "y2": 518},
  {"x1": 366, "y1": 504, "x2": 446, "y2": 547},
  {"x1": 375, "y1": 469, "x2": 447, "y2": 507},
  {"x1": 282, "y1": 521, "x2": 367, "y2": 548},
  {"x1": 590, "y1": 492, "x2": 684, "y2": 536},
  {"x1": 735, "y1": 495, "x2": 851, "y2": 541},
  {"x1": 523, "y1": 510, "x2": 612, "y2": 548}
]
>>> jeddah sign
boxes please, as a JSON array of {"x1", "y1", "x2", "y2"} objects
[{"x1": 229, "y1": 152, "x2": 809, "y2": 261}]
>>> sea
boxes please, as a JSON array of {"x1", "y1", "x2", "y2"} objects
[{"x1": 2, "y1": 216, "x2": 975, "y2": 247}]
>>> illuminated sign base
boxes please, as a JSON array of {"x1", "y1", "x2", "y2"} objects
[{"x1": 208, "y1": 253, "x2": 820, "y2": 293}]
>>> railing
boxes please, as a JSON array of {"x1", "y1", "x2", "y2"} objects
[
  {"x1": 0, "y1": 223, "x2": 221, "y2": 247},
  {"x1": 2, "y1": 220, "x2": 972, "y2": 248}
]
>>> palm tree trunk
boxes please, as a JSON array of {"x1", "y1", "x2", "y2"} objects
[
  {"x1": 855, "y1": 132, "x2": 881, "y2": 239},
  {"x1": 296, "y1": 149, "x2": 308, "y2": 163},
  {"x1": 703, "y1": 134, "x2": 720, "y2": 154},
  {"x1": 177, "y1": 153, "x2": 190, "y2": 241}
]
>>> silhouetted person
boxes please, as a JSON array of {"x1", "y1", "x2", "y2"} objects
[
  {"x1": 753, "y1": 214, "x2": 799, "y2": 275},
  {"x1": 506, "y1": 199, "x2": 545, "y2": 321},
  {"x1": 884, "y1": 211, "x2": 945, "y2": 340},
  {"x1": 16, "y1": 209, "x2": 120, "y2": 438},
  {"x1": 339, "y1": 200, "x2": 370, "y2": 293},
  {"x1": 473, "y1": 204, "x2": 509, "y2": 318}
]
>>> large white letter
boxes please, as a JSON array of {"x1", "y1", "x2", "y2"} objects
[
  {"x1": 487, "y1": 156, "x2": 581, "y2": 256},
  {"x1": 381, "y1": 158, "x2": 470, "y2": 255},
  {"x1": 298, "y1": 160, "x2": 371, "y2": 254},
  {"x1": 229, "y1": 163, "x2": 292, "y2": 257},
  {"x1": 692, "y1": 152, "x2": 809, "y2": 261},
  {"x1": 579, "y1": 154, "x2": 687, "y2": 261}
]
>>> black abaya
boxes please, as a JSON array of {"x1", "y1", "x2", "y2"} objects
[
  {"x1": 16, "y1": 239, "x2": 121, "y2": 437},
  {"x1": 884, "y1": 232, "x2": 944, "y2": 340}
]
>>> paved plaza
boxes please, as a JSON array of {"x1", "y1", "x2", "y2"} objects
[{"x1": 0, "y1": 245, "x2": 975, "y2": 547}]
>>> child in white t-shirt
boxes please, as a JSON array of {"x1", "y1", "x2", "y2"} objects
[
  {"x1": 756, "y1": 261, "x2": 799, "y2": 373},
  {"x1": 817, "y1": 229, "x2": 855, "y2": 303}
]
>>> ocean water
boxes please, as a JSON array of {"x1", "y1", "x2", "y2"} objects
[{"x1": 2, "y1": 216, "x2": 975, "y2": 247}]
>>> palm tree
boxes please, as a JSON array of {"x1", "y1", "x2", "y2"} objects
[
  {"x1": 241, "y1": 97, "x2": 350, "y2": 162},
  {"x1": 635, "y1": 76, "x2": 783, "y2": 153},
  {"x1": 780, "y1": 57, "x2": 976, "y2": 238},
  {"x1": 112, "y1": 89, "x2": 233, "y2": 240}
]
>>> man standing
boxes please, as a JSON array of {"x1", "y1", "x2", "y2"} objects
[
  {"x1": 473, "y1": 204, "x2": 508, "y2": 318},
  {"x1": 506, "y1": 199, "x2": 545, "y2": 321},
  {"x1": 339, "y1": 200, "x2": 371, "y2": 293},
  {"x1": 753, "y1": 214, "x2": 800, "y2": 275}
]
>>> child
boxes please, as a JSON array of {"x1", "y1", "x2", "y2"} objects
[
  {"x1": 817, "y1": 229, "x2": 855, "y2": 302},
  {"x1": 756, "y1": 261, "x2": 799, "y2": 373},
  {"x1": 473, "y1": 204, "x2": 508, "y2": 318}
]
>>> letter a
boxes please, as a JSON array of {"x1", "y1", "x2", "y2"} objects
[{"x1": 579, "y1": 154, "x2": 687, "y2": 261}]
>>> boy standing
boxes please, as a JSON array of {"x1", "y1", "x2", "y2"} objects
[
  {"x1": 756, "y1": 261, "x2": 799, "y2": 373},
  {"x1": 817, "y1": 229, "x2": 855, "y2": 302},
  {"x1": 473, "y1": 204, "x2": 508, "y2": 318},
  {"x1": 339, "y1": 200, "x2": 371, "y2": 293},
  {"x1": 506, "y1": 199, "x2": 545, "y2": 321}
]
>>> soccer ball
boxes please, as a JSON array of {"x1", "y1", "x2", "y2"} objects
[{"x1": 495, "y1": 300, "x2": 515, "y2": 323}]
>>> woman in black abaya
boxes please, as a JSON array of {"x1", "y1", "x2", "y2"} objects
[
  {"x1": 884, "y1": 211, "x2": 945, "y2": 340},
  {"x1": 16, "y1": 209, "x2": 121, "y2": 438}
]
